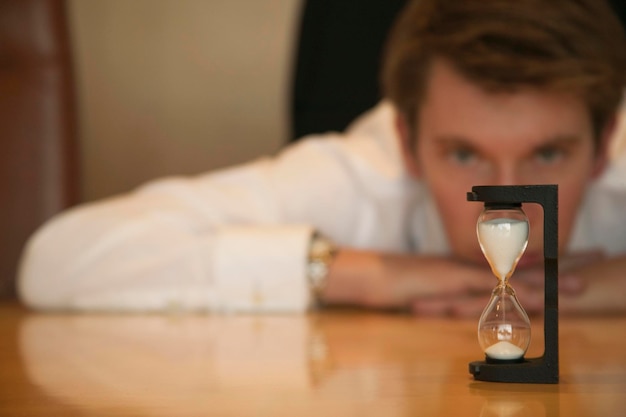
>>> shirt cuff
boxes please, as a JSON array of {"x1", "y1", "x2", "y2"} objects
[{"x1": 212, "y1": 225, "x2": 314, "y2": 312}]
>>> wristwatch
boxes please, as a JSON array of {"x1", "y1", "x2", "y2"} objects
[{"x1": 307, "y1": 232, "x2": 338, "y2": 302}]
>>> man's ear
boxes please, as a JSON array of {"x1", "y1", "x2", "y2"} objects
[
  {"x1": 591, "y1": 117, "x2": 616, "y2": 179},
  {"x1": 395, "y1": 113, "x2": 421, "y2": 179}
]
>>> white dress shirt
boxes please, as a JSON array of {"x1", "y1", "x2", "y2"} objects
[{"x1": 17, "y1": 101, "x2": 626, "y2": 312}]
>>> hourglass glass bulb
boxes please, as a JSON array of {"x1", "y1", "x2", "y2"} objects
[
  {"x1": 478, "y1": 284, "x2": 531, "y2": 361},
  {"x1": 476, "y1": 204, "x2": 531, "y2": 362},
  {"x1": 477, "y1": 204, "x2": 529, "y2": 282}
]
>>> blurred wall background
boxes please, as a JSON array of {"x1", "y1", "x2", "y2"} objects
[{"x1": 68, "y1": 0, "x2": 302, "y2": 201}]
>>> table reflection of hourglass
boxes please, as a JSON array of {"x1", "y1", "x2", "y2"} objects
[{"x1": 467, "y1": 185, "x2": 559, "y2": 384}]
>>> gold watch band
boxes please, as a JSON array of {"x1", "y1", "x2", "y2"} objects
[{"x1": 307, "y1": 232, "x2": 338, "y2": 302}]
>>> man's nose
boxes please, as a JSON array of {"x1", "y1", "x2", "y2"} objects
[{"x1": 491, "y1": 164, "x2": 520, "y2": 186}]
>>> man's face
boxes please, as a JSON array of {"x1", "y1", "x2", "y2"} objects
[{"x1": 400, "y1": 60, "x2": 606, "y2": 267}]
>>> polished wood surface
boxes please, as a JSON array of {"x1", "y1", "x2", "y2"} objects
[{"x1": 1, "y1": 302, "x2": 625, "y2": 417}]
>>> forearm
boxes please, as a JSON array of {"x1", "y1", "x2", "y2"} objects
[
  {"x1": 320, "y1": 248, "x2": 494, "y2": 310},
  {"x1": 319, "y1": 249, "x2": 387, "y2": 307}
]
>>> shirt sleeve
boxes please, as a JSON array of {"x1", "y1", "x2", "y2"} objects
[
  {"x1": 17, "y1": 150, "x2": 330, "y2": 312},
  {"x1": 17, "y1": 102, "x2": 405, "y2": 312}
]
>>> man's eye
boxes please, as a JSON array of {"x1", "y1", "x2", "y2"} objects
[
  {"x1": 534, "y1": 147, "x2": 566, "y2": 164},
  {"x1": 449, "y1": 148, "x2": 477, "y2": 165}
]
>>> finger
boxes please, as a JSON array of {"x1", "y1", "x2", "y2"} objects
[
  {"x1": 464, "y1": 277, "x2": 499, "y2": 293},
  {"x1": 410, "y1": 298, "x2": 454, "y2": 316},
  {"x1": 448, "y1": 296, "x2": 490, "y2": 318},
  {"x1": 511, "y1": 285, "x2": 544, "y2": 315},
  {"x1": 411, "y1": 294, "x2": 489, "y2": 318},
  {"x1": 559, "y1": 274, "x2": 586, "y2": 294},
  {"x1": 516, "y1": 268, "x2": 586, "y2": 295},
  {"x1": 560, "y1": 250, "x2": 605, "y2": 272},
  {"x1": 516, "y1": 271, "x2": 585, "y2": 296},
  {"x1": 395, "y1": 269, "x2": 493, "y2": 301},
  {"x1": 515, "y1": 268, "x2": 546, "y2": 288}
]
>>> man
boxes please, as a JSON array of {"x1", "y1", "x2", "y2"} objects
[{"x1": 18, "y1": 0, "x2": 626, "y2": 315}]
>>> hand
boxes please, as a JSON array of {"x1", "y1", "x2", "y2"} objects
[
  {"x1": 322, "y1": 248, "x2": 604, "y2": 318},
  {"x1": 412, "y1": 250, "x2": 603, "y2": 317},
  {"x1": 558, "y1": 252, "x2": 626, "y2": 315},
  {"x1": 322, "y1": 249, "x2": 496, "y2": 315},
  {"x1": 514, "y1": 250, "x2": 603, "y2": 288}
]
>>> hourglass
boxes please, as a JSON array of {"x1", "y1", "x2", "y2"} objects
[
  {"x1": 467, "y1": 185, "x2": 559, "y2": 384},
  {"x1": 477, "y1": 203, "x2": 531, "y2": 363}
]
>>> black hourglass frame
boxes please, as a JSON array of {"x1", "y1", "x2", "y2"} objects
[{"x1": 467, "y1": 185, "x2": 559, "y2": 384}]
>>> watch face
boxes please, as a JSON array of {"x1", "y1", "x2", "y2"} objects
[
  {"x1": 308, "y1": 234, "x2": 337, "y2": 296},
  {"x1": 308, "y1": 260, "x2": 329, "y2": 284}
]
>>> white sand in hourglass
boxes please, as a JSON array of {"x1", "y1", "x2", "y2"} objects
[
  {"x1": 485, "y1": 341, "x2": 525, "y2": 360},
  {"x1": 478, "y1": 218, "x2": 528, "y2": 281}
]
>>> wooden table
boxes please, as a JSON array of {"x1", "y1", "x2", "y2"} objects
[{"x1": 1, "y1": 302, "x2": 625, "y2": 416}]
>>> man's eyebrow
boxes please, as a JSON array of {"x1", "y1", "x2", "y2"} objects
[
  {"x1": 526, "y1": 135, "x2": 589, "y2": 157},
  {"x1": 533, "y1": 135, "x2": 584, "y2": 147},
  {"x1": 431, "y1": 135, "x2": 475, "y2": 146},
  {"x1": 431, "y1": 136, "x2": 483, "y2": 153},
  {"x1": 433, "y1": 134, "x2": 585, "y2": 147}
]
